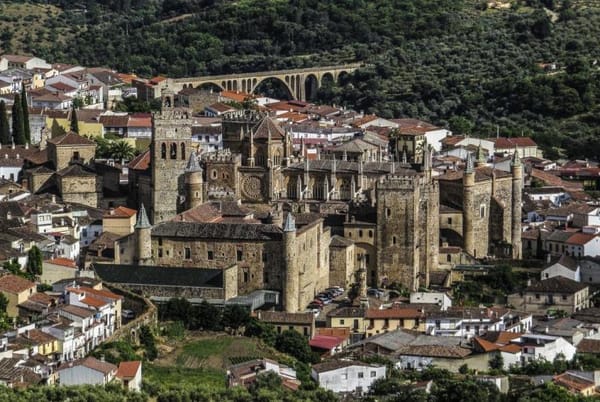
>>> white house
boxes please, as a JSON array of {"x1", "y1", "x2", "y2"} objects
[
  {"x1": 116, "y1": 361, "x2": 142, "y2": 392},
  {"x1": 0, "y1": 55, "x2": 51, "y2": 72},
  {"x1": 409, "y1": 292, "x2": 452, "y2": 311},
  {"x1": 58, "y1": 305, "x2": 106, "y2": 354},
  {"x1": 541, "y1": 255, "x2": 581, "y2": 282},
  {"x1": 565, "y1": 233, "x2": 600, "y2": 258},
  {"x1": 515, "y1": 334, "x2": 577, "y2": 365},
  {"x1": 526, "y1": 187, "x2": 569, "y2": 207},
  {"x1": 57, "y1": 356, "x2": 117, "y2": 386},
  {"x1": 312, "y1": 360, "x2": 386, "y2": 394}
]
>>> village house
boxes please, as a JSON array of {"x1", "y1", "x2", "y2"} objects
[
  {"x1": 256, "y1": 311, "x2": 315, "y2": 338},
  {"x1": 311, "y1": 360, "x2": 386, "y2": 395},
  {"x1": 57, "y1": 356, "x2": 117, "y2": 386},
  {"x1": 227, "y1": 358, "x2": 299, "y2": 390},
  {"x1": 115, "y1": 361, "x2": 142, "y2": 392},
  {"x1": 0, "y1": 275, "x2": 36, "y2": 318},
  {"x1": 541, "y1": 255, "x2": 581, "y2": 282},
  {"x1": 364, "y1": 307, "x2": 425, "y2": 337},
  {"x1": 508, "y1": 277, "x2": 590, "y2": 315}
]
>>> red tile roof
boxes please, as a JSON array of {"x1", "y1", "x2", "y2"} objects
[
  {"x1": 104, "y1": 206, "x2": 137, "y2": 218},
  {"x1": 566, "y1": 232, "x2": 597, "y2": 246},
  {"x1": 490, "y1": 137, "x2": 537, "y2": 148},
  {"x1": 0, "y1": 274, "x2": 35, "y2": 294},
  {"x1": 309, "y1": 335, "x2": 344, "y2": 350},
  {"x1": 47, "y1": 132, "x2": 95, "y2": 146},
  {"x1": 127, "y1": 150, "x2": 150, "y2": 170},
  {"x1": 116, "y1": 361, "x2": 141, "y2": 379},
  {"x1": 46, "y1": 258, "x2": 77, "y2": 268}
]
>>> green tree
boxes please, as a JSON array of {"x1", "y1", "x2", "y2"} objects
[
  {"x1": 3, "y1": 259, "x2": 22, "y2": 276},
  {"x1": 195, "y1": 300, "x2": 222, "y2": 330},
  {"x1": 275, "y1": 330, "x2": 319, "y2": 364},
  {"x1": 139, "y1": 325, "x2": 158, "y2": 361},
  {"x1": 0, "y1": 293, "x2": 8, "y2": 316},
  {"x1": 108, "y1": 140, "x2": 136, "y2": 160},
  {"x1": 26, "y1": 246, "x2": 43, "y2": 278},
  {"x1": 221, "y1": 304, "x2": 250, "y2": 334},
  {"x1": 70, "y1": 106, "x2": 79, "y2": 134},
  {"x1": 0, "y1": 101, "x2": 10, "y2": 145},
  {"x1": 11, "y1": 93, "x2": 25, "y2": 145},
  {"x1": 20, "y1": 85, "x2": 30, "y2": 143},
  {"x1": 489, "y1": 353, "x2": 504, "y2": 371},
  {"x1": 51, "y1": 118, "x2": 66, "y2": 138}
]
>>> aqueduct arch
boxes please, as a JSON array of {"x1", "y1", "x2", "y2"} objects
[{"x1": 170, "y1": 63, "x2": 362, "y2": 101}]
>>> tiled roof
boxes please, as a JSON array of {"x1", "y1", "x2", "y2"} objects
[
  {"x1": 258, "y1": 311, "x2": 314, "y2": 325},
  {"x1": 58, "y1": 304, "x2": 96, "y2": 318},
  {"x1": 312, "y1": 360, "x2": 375, "y2": 373},
  {"x1": 56, "y1": 164, "x2": 96, "y2": 177},
  {"x1": 309, "y1": 335, "x2": 344, "y2": 350},
  {"x1": 22, "y1": 329, "x2": 56, "y2": 344},
  {"x1": 396, "y1": 344, "x2": 472, "y2": 358},
  {"x1": 330, "y1": 235, "x2": 354, "y2": 247},
  {"x1": 576, "y1": 338, "x2": 600, "y2": 354},
  {"x1": 47, "y1": 132, "x2": 95, "y2": 146},
  {"x1": 525, "y1": 277, "x2": 588, "y2": 294},
  {"x1": 46, "y1": 258, "x2": 77, "y2": 268},
  {"x1": 327, "y1": 307, "x2": 365, "y2": 318},
  {"x1": 152, "y1": 221, "x2": 283, "y2": 241},
  {"x1": 99, "y1": 114, "x2": 129, "y2": 127},
  {"x1": 127, "y1": 116, "x2": 151, "y2": 128},
  {"x1": 93, "y1": 263, "x2": 224, "y2": 288},
  {"x1": 547, "y1": 255, "x2": 579, "y2": 272},
  {"x1": 0, "y1": 274, "x2": 35, "y2": 294},
  {"x1": 252, "y1": 117, "x2": 285, "y2": 140},
  {"x1": 116, "y1": 361, "x2": 141, "y2": 379},
  {"x1": 104, "y1": 206, "x2": 137, "y2": 218},
  {"x1": 365, "y1": 307, "x2": 423, "y2": 319},
  {"x1": 127, "y1": 149, "x2": 150, "y2": 170},
  {"x1": 62, "y1": 356, "x2": 117, "y2": 375},
  {"x1": 566, "y1": 232, "x2": 597, "y2": 246},
  {"x1": 490, "y1": 137, "x2": 537, "y2": 148}
]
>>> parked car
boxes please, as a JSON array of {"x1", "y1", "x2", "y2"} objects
[
  {"x1": 311, "y1": 299, "x2": 324, "y2": 306},
  {"x1": 308, "y1": 303, "x2": 323, "y2": 310},
  {"x1": 122, "y1": 309, "x2": 135, "y2": 319},
  {"x1": 367, "y1": 288, "x2": 385, "y2": 298}
]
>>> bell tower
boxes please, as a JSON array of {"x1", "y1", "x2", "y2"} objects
[{"x1": 150, "y1": 88, "x2": 193, "y2": 223}]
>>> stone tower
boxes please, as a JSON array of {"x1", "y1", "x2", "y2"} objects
[
  {"x1": 375, "y1": 163, "x2": 438, "y2": 292},
  {"x1": 134, "y1": 203, "x2": 152, "y2": 265},
  {"x1": 462, "y1": 152, "x2": 476, "y2": 257},
  {"x1": 185, "y1": 151, "x2": 204, "y2": 210},
  {"x1": 150, "y1": 88, "x2": 193, "y2": 223},
  {"x1": 283, "y1": 213, "x2": 299, "y2": 313},
  {"x1": 511, "y1": 148, "x2": 523, "y2": 259}
]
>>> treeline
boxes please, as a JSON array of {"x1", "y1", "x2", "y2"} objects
[{"x1": 0, "y1": 85, "x2": 30, "y2": 145}]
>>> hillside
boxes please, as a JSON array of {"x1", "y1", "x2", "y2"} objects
[{"x1": 5, "y1": 0, "x2": 600, "y2": 158}]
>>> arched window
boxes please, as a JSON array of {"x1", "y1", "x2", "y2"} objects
[
  {"x1": 181, "y1": 143, "x2": 185, "y2": 160},
  {"x1": 160, "y1": 143, "x2": 167, "y2": 159},
  {"x1": 170, "y1": 143, "x2": 177, "y2": 159}
]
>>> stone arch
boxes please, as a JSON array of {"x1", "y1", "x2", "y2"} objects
[
  {"x1": 242, "y1": 79, "x2": 247, "y2": 93},
  {"x1": 232, "y1": 80, "x2": 238, "y2": 91},
  {"x1": 181, "y1": 142, "x2": 186, "y2": 160},
  {"x1": 441, "y1": 228, "x2": 464, "y2": 248},
  {"x1": 337, "y1": 70, "x2": 350, "y2": 85},
  {"x1": 160, "y1": 143, "x2": 167, "y2": 159},
  {"x1": 304, "y1": 74, "x2": 319, "y2": 101},
  {"x1": 252, "y1": 76, "x2": 294, "y2": 100},
  {"x1": 197, "y1": 82, "x2": 224, "y2": 92},
  {"x1": 170, "y1": 143, "x2": 177, "y2": 159},
  {"x1": 321, "y1": 72, "x2": 334, "y2": 87},
  {"x1": 287, "y1": 176, "x2": 299, "y2": 199}
]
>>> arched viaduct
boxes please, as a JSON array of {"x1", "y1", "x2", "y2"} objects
[{"x1": 168, "y1": 63, "x2": 362, "y2": 101}]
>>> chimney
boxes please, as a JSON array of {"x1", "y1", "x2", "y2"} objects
[{"x1": 547, "y1": 253, "x2": 551, "y2": 263}]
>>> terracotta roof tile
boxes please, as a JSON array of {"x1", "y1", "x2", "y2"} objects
[
  {"x1": 104, "y1": 206, "x2": 137, "y2": 218},
  {"x1": 127, "y1": 150, "x2": 150, "y2": 170},
  {"x1": 116, "y1": 361, "x2": 141, "y2": 379},
  {"x1": 46, "y1": 258, "x2": 77, "y2": 268},
  {"x1": 47, "y1": 132, "x2": 95, "y2": 146},
  {"x1": 0, "y1": 274, "x2": 35, "y2": 294}
]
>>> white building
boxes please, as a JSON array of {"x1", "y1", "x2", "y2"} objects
[
  {"x1": 409, "y1": 292, "x2": 452, "y2": 311},
  {"x1": 57, "y1": 356, "x2": 117, "y2": 386},
  {"x1": 116, "y1": 361, "x2": 142, "y2": 392},
  {"x1": 542, "y1": 255, "x2": 581, "y2": 282},
  {"x1": 565, "y1": 233, "x2": 600, "y2": 258},
  {"x1": 426, "y1": 308, "x2": 532, "y2": 339},
  {"x1": 311, "y1": 360, "x2": 386, "y2": 395},
  {"x1": 517, "y1": 334, "x2": 577, "y2": 365}
]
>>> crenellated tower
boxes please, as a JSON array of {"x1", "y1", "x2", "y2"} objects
[
  {"x1": 511, "y1": 147, "x2": 523, "y2": 259},
  {"x1": 185, "y1": 151, "x2": 204, "y2": 210}
]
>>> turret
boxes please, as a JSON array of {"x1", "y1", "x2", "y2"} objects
[
  {"x1": 283, "y1": 213, "x2": 299, "y2": 312},
  {"x1": 463, "y1": 152, "x2": 476, "y2": 256},
  {"x1": 185, "y1": 151, "x2": 203, "y2": 210},
  {"x1": 135, "y1": 203, "x2": 152, "y2": 264},
  {"x1": 475, "y1": 143, "x2": 486, "y2": 168},
  {"x1": 511, "y1": 147, "x2": 523, "y2": 259}
]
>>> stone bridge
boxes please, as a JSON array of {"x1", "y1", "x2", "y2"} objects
[{"x1": 169, "y1": 63, "x2": 363, "y2": 101}]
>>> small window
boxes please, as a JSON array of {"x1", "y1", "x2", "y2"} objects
[
  {"x1": 386, "y1": 208, "x2": 391, "y2": 218},
  {"x1": 212, "y1": 170, "x2": 217, "y2": 179},
  {"x1": 170, "y1": 143, "x2": 177, "y2": 159},
  {"x1": 158, "y1": 248, "x2": 163, "y2": 258},
  {"x1": 447, "y1": 254, "x2": 451, "y2": 262},
  {"x1": 341, "y1": 373, "x2": 348, "y2": 380},
  {"x1": 368, "y1": 230, "x2": 373, "y2": 238},
  {"x1": 359, "y1": 230, "x2": 363, "y2": 238},
  {"x1": 237, "y1": 249, "x2": 243, "y2": 261},
  {"x1": 340, "y1": 319, "x2": 345, "y2": 325},
  {"x1": 392, "y1": 236, "x2": 397, "y2": 245},
  {"x1": 243, "y1": 271, "x2": 249, "y2": 283},
  {"x1": 358, "y1": 372, "x2": 364, "y2": 379},
  {"x1": 562, "y1": 295, "x2": 567, "y2": 301},
  {"x1": 208, "y1": 250, "x2": 214, "y2": 260},
  {"x1": 161, "y1": 143, "x2": 167, "y2": 159},
  {"x1": 479, "y1": 204, "x2": 486, "y2": 218},
  {"x1": 184, "y1": 247, "x2": 191, "y2": 259},
  {"x1": 158, "y1": 238, "x2": 163, "y2": 246},
  {"x1": 535, "y1": 294, "x2": 540, "y2": 300},
  {"x1": 370, "y1": 371, "x2": 377, "y2": 378},
  {"x1": 303, "y1": 327, "x2": 308, "y2": 336},
  {"x1": 447, "y1": 217, "x2": 452, "y2": 225}
]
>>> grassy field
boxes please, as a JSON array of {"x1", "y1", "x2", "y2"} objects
[{"x1": 145, "y1": 333, "x2": 286, "y2": 390}]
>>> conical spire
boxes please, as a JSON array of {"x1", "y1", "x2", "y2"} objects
[
  {"x1": 283, "y1": 212, "x2": 296, "y2": 232},
  {"x1": 511, "y1": 146, "x2": 521, "y2": 167},
  {"x1": 185, "y1": 151, "x2": 202, "y2": 172},
  {"x1": 465, "y1": 152, "x2": 474, "y2": 173},
  {"x1": 135, "y1": 203, "x2": 151, "y2": 229}
]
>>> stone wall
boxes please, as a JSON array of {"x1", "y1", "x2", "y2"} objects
[
  {"x1": 49, "y1": 144, "x2": 96, "y2": 171},
  {"x1": 329, "y1": 241, "x2": 355, "y2": 287},
  {"x1": 59, "y1": 175, "x2": 102, "y2": 208}
]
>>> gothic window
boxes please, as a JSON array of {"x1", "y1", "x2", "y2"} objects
[
  {"x1": 212, "y1": 170, "x2": 217, "y2": 179},
  {"x1": 170, "y1": 143, "x2": 177, "y2": 159},
  {"x1": 181, "y1": 143, "x2": 185, "y2": 160},
  {"x1": 161, "y1": 143, "x2": 167, "y2": 159},
  {"x1": 479, "y1": 204, "x2": 486, "y2": 218}
]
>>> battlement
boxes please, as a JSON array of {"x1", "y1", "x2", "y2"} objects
[
  {"x1": 202, "y1": 148, "x2": 241, "y2": 163},
  {"x1": 222, "y1": 109, "x2": 266, "y2": 122},
  {"x1": 153, "y1": 107, "x2": 192, "y2": 121}
]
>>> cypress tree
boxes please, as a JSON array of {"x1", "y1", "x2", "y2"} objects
[
  {"x1": 70, "y1": 105, "x2": 79, "y2": 134},
  {"x1": 0, "y1": 101, "x2": 9, "y2": 145},
  {"x1": 11, "y1": 94, "x2": 25, "y2": 145},
  {"x1": 20, "y1": 85, "x2": 30, "y2": 143}
]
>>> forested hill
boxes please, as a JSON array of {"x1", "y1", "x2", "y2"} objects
[{"x1": 2, "y1": 0, "x2": 600, "y2": 158}]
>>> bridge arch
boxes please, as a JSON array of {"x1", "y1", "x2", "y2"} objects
[
  {"x1": 196, "y1": 81, "x2": 224, "y2": 91},
  {"x1": 252, "y1": 76, "x2": 294, "y2": 100},
  {"x1": 337, "y1": 70, "x2": 351, "y2": 85},
  {"x1": 304, "y1": 74, "x2": 319, "y2": 101},
  {"x1": 321, "y1": 72, "x2": 335, "y2": 87}
]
